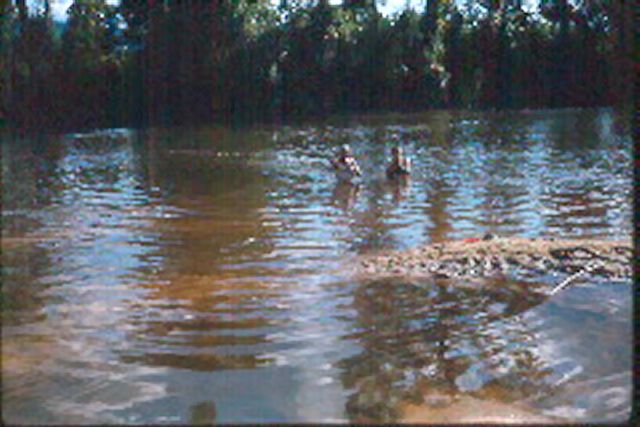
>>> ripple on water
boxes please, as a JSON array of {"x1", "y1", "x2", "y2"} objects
[{"x1": 1, "y1": 109, "x2": 632, "y2": 423}]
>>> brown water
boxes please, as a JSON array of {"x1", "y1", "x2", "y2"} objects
[{"x1": 1, "y1": 109, "x2": 633, "y2": 424}]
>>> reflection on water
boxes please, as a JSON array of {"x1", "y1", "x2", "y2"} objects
[
  {"x1": 339, "y1": 277, "x2": 550, "y2": 422},
  {"x1": 1, "y1": 109, "x2": 632, "y2": 423},
  {"x1": 189, "y1": 401, "x2": 217, "y2": 425}
]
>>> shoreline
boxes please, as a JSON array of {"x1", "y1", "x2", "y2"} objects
[{"x1": 357, "y1": 236, "x2": 632, "y2": 281}]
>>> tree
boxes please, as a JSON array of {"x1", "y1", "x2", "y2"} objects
[
  {"x1": 0, "y1": 1, "x2": 14, "y2": 123},
  {"x1": 3, "y1": 0, "x2": 631, "y2": 130},
  {"x1": 10, "y1": 0, "x2": 57, "y2": 129},
  {"x1": 278, "y1": 0, "x2": 336, "y2": 116},
  {"x1": 606, "y1": 0, "x2": 633, "y2": 106},
  {"x1": 60, "y1": 0, "x2": 123, "y2": 127}
]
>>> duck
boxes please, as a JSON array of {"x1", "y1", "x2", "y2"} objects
[
  {"x1": 386, "y1": 146, "x2": 411, "y2": 179},
  {"x1": 331, "y1": 144, "x2": 362, "y2": 181}
]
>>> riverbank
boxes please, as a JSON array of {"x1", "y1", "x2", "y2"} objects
[{"x1": 358, "y1": 236, "x2": 632, "y2": 281}]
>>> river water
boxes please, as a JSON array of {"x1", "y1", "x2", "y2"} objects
[{"x1": 1, "y1": 109, "x2": 633, "y2": 423}]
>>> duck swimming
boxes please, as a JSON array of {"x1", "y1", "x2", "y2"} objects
[
  {"x1": 331, "y1": 144, "x2": 362, "y2": 181},
  {"x1": 386, "y1": 146, "x2": 411, "y2": 179}
]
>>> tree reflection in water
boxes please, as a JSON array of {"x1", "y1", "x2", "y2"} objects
[
  {"x1": 113, "y1": 129, "x2": 283, "y2": 372},
  {"x1": 337, "y1": 277, "x2": 551, "y2": 422}
]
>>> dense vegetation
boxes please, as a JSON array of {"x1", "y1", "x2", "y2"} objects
[{"x1": 0, "y1": 0, "x2": 634, "y2": 131}]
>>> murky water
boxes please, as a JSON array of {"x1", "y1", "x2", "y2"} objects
[{"x1": 1, "y1": 109, "x2": 633, "y2": 424}]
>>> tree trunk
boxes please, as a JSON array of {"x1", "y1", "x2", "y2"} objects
[
  {"x1": 608, "y1": 0, "x2": 633, "y2": 106},
  {"x1": 16, "y1": 0, "x2": 27, "y2": 23}
]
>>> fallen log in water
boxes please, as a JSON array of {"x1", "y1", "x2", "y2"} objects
[{"x1": 357, "y1": 236, "x2": 632, "y2": 281}]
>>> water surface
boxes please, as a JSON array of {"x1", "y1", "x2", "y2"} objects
[{"x1": 1, "y1": 109, "x2": 633, "y2": 423}]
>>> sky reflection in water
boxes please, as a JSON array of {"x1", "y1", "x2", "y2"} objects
[{"x1": 1, "y1": 108, "x2": 633, "y2": 423}]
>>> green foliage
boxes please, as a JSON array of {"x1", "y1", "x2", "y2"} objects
[
  {"x1": 7, "y1": 4, "x2": 58, "y2": 128},
  {"x1": 0, "y1": 2, "x2": 15, "y2": 122},
  {"x1": 63, "y1": 0, "x2": 121, "y2": 71},
  {"x1": 3, "y1": 0, "x2": 634, "y2": 131},
  {"x1": 59, "y1": 0, "x2": 124, "y2": 127}
]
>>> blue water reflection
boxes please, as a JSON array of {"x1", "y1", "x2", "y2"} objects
[{"x1": 1, "y1": 108, "x2": 632, "y2": 423}]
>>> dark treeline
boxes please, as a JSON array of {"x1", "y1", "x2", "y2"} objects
[{"x1": 0, "y1": 0, "x2": 634, "y2": 131}]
